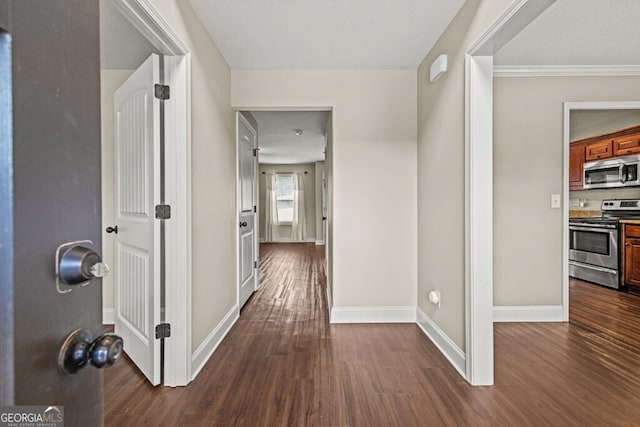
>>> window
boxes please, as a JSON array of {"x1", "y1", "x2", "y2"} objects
[{"x1": 275, "y1": 174, "x2": 294, "y2": 223}]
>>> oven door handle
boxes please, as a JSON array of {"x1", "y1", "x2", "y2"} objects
[
  {"x1": 569, "y1": 224, "x2": 617, "y2": 231},
  {"x1": 568, "y1": 261, "x2": 618, "y2": 275}
]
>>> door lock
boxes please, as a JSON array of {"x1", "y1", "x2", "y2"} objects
[
  {"x1": 58, "y1": 328, "x2": 124, "y2": 374},
  {"x1": 55, "y1": 240, "x2": 109, "y2": 294},
  {"x1": 106, "y1": 226, "x2": 118, "y2": 234}
]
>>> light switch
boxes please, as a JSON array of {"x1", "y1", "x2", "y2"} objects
[{"x1": 551, "y1": 194, "x2": 561, "y2": 209}]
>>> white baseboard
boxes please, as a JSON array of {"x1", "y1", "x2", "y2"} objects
[
  {"x1": 260, "y1": 237, "x2": 316, "y2": 243},
  {"x1": 330, "y1": 306, "x2": 416, "y2": 323},
  {"x1": 325, "y1": 282, "x2": 333, "y2": 320},
  {"x1": 416, "y1": 308, "x2": 466, "y2": 378},
  {"x1": 315, "y1": 240, "x2": 325, "y2": 245},
  {"x1": 493, "y1": 305, "x2": 564, "y2": 322},
  {"x1": 103, "y1": 308, "x2": 115, "y2": 325},
  {"x1": 191, "y1": 305, "x2": 239, "y2": 380}
]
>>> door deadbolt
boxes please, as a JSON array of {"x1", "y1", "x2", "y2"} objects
[
  {"x1": 58, "y1": 328, "x2": 124, "y2": 374},
  {"x1": 55, "y1": 241, "x2": 109, "y2": 294}
]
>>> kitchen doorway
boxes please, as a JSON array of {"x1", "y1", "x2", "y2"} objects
[{"x1": 564, "y1": 103, "x2": 640, "y2": 338}]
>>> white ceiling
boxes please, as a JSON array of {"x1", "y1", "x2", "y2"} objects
[
  {"x1": 495, "y1": 0, "x2": 640, "y2": 66},
  {"x1": 251, "y1": 111, "x2": 328, "y2": 164},
  {"x1": 188, "y1": 0, "x2": 466, "y2": 69},
  {"x1": 100, "y1": 0, "x2": 157, "y2": 69}
]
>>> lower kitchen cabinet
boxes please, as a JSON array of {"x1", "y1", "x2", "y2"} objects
[{"x1": 622, "y1": 224, "x2": 640, "y2": 294}]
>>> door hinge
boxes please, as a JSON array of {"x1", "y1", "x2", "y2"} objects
[
  {"x1": 253, "y1": 148, "x2": 260, "y2": 157},
  {"x1": 155, "y1": 204, "x2": 171, "y2": 219},
  {"x1": 154, "y1": 84, "x2": 170, "y2": 100},
  {"x1": 155, "y1": 323, "x2": 171, "y2": 339},
  {"x1": 253, "y1": 205, "x2": 257, "y2": 213},
  {"x1": 254, "y1": 261, "x2": 258, "y2": 269}
]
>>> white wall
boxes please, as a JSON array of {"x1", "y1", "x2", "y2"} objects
[
  {"x1": 148, "y1": 0, "x2": 236, "y2": 353},
  {"x1": 417, "y1": 0, "x2": 513, "y2": 350},
  {"x1": 232, "y1": 70, "x2": 417, "y2": 309},
  {"x1": 494, "y1": 76, "x2": 640, "y2": 307},
  {"x1": 258, "y1": 164, "x2": 316, "y2": 241},
  {"x1": 101, "y1": 69, "x2": 134, "y2": 316}
]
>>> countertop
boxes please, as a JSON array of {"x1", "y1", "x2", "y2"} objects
[
  {"x1": 620, "y1": 219, "x2": 640, "y2": 224},
  {"x1": 569, "y1": 210, "x2": 602, "y2": 219}
]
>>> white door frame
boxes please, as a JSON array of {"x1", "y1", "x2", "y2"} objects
[
  {"x1": 464, "y1": 0, "x2": 556, "y2": 385},
  {"x1": 562, "y1": 101, "x2": 640, "y2": 321},
  {"x1": 236, "y1": 112, "x2": 259, "y2": 311},
  {"x1": 112, "y1": 0, "x2": 192, "y2": 386}
]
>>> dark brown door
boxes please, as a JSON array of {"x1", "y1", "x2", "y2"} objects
[{"x1": 0, "y1": 1, "x2": 104, "y2": 425}]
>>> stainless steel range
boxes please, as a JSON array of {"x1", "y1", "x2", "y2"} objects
[{"x1": 569, "y1": 199, "x2": 640, "y2": 289}]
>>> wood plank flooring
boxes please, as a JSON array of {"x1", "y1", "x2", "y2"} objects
[{"x1": 104, "y1": 245, "x2": 640, "y2": 425}]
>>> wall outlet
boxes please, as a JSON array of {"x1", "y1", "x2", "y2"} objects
[{"x1": 428, "y1": 290, "x2": 441, "y2": 308}]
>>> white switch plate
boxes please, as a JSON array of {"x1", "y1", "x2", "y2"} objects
[{"x1": 551, "y1": 194, "x2": 561, "y2": 209}]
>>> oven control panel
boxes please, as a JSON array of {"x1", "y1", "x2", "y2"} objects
[{"x1": 602, "y1": 199, "x2": 640, "y2": 210}]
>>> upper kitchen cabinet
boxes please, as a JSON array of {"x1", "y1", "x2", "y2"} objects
[
  {"x1": 585, "y1": 139, "x2": 613, "y2": 161},
  {"x1": 569, "y1": 144, "x2": 585, "y2": 190},
  {"x1": 570, "y1": 124, "x2": 640, "y2": 190},
  {"x1": 613, "y1": 132, "x2": 640, "y2": 156}
]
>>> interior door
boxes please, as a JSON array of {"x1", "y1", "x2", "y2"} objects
[
  {"x1": 1, "y1": 0, "x2": 107, "y2": 423},
  {"x1": 238, "y1": 115, "x2": 258, "y2": 308},
  {"x1": 113, "y1": 54, "x2": 161, "y2": 385}
]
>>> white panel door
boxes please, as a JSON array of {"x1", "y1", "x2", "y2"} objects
[
  {"x1": 238, "y1": 116, "x2": 257, "y2": 308},
  {"x1": 113, "y1": 54, "x2": 161, "y2": 385}
]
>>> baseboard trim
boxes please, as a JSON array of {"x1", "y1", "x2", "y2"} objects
[
  {"x1": 330, "y1": 306, "x2": 416, "y2": 323},
  {"x1": 493, "y1": 305, "x2": 564, "y2": 322},
  {"x1": 416, "y1": 308, "x2": 466, "y2": 378},
  {"x1": 260, "y1": 237, "x2": 316, "y2": 243},
  {"x1": 315, "y1": 240, "x2": 325, "y2": 245},
  {"x1": 191, "y1": 305, "x2": 239, "y2": 380},
  {"x1": 103, "y1": 308, "x2": 115, "y2": 325},
  {"x1": 325, "y1": 282, "x2": 333, "y2": 321}
]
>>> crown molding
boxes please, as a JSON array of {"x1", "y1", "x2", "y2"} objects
[{"x1": 494, "y1": 65, "x2": 640, "y2": 77}]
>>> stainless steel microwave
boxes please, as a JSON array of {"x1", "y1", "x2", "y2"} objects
[{"x1": 583, "y1": 154, "x2": 640, "y2": 189}]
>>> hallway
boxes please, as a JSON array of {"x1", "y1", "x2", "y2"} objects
[{"x1": 105, "y1": 245, "x2": 640, "y2": 426}]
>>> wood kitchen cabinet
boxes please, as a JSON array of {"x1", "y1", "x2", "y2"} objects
[
  {"x1": 570, "y1": 125, "x2": 640, "y2": 190},
  {"x1": 613, "y1": 132, "x2": 640, "y2": 156},
  {"x1": 569, "y1": 143, "x2": 585, "y2": 190},
  {"x1": 585, "y1": 139, "x2": 613, "y2": 161},
  {"x1": 622, "y1": 224, "x2": 640, "y2": 294}
]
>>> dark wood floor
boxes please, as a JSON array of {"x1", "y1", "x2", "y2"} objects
[{"x1": 105, "y1": 245, "x2": 640, "y2": 425}]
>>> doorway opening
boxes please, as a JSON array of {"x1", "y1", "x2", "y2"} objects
[
  {"x1": 564, "y1": 103, "x2": 640, "y2": 349},
  {"x1": 100, "y1": 0, "x2": 192, "y2": 387},
  {"x1": 236, "y1": 110, "x2": 332, "y2": 317}
]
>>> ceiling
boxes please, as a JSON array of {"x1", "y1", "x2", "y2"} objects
[
  {"x1": 188, "y1": 0, "x2": 466, "y2": 69},
  {"x1": 100, "y1": 0, "x2": 640, "y2": 162},
  {"x1": 252, "y1": 111, "x2": 328, "y2": 164},
  {"x1": 494, "y1": 0, "x2": 640, "y2": 66}
]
